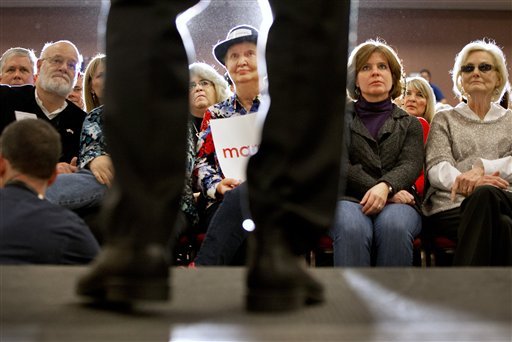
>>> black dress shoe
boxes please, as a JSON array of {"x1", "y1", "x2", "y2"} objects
[{"x1": 77, "y1": 244, "x2": 170, "y2": 303}]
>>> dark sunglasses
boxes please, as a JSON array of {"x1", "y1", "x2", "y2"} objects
[{"x1": 460, "y1": 63, "x2": 494, "y2": 73}]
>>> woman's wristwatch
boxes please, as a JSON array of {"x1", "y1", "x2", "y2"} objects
[{"x1": 384, "y1": 182, "x2": 393, "y2": 197}]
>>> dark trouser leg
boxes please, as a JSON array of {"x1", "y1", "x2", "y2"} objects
[
  {"x1": 77, "y1": 0, "x2": 195, "y2": 303},
  {"x1": 246, "y1": 0, "x2": 350, "y2": 311},
  {"x1": 454, "y1": 185, "x2": 512, "y2": 266},
  {"x1": 195, "y1": 183, "x2": 250, "y2": 266},
  {"x1": 423, "y1": 207, "x2": 460, "y2": 266}
]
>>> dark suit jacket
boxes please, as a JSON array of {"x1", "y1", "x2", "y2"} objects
[{"x1": 0, "y1": 85, "x2": 86, "y2": 163}]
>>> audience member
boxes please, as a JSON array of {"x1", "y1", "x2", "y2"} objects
[
  {"x1": 67, "y1": 71, "x2": 85, "y2": 110},
  {"x1": 0, "y1": 47, "x2": 37, "y2": 85},
  {"x1": 83, "y1": 54, "x2": 106, "y2": 112},
  {"x1": 329, "y1": 39, "x2": 424, "y2": 267},
  {"x1": 402, "y1": 76, "x2": 436, "y2": 123},
  {"x1": 193, "y1": 25, "x2": 262, "y2": 229},
  {"x1": 423, "y1": 39, "x2": 512, "y2": 266},
  {"x1": 401, "y1": 76, "x2": 436, "y2": 197},
  {"x1": 181, "y1": 62, "x2": 230, "y2": 230},
  {"x1": 0, "y1": 119, "x2": 100, "y2": 264},
  {"x1": 420, "y1": 68, "x2": 447, "y2": 104},
  {"x1": 46, "y1": 56, "x2": 110, "y2": 240},
  {"x1": 0, "y1": 40, "x2": 86, "y2": 170}
]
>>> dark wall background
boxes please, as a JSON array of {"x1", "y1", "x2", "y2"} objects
[
  {"x1": 357, "y1": 8, "x2": 511, "y2": 105},
  {"x1": 0, "y1": 2, "x2": 510, "y2": 106}
]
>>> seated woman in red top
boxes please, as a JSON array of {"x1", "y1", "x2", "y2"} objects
[{"x1": 401, "y1": 76, "x2": 436, "y2": 197}]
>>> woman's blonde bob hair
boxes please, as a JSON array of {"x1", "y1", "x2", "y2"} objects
[
  {"x1": 347, "y1": 39, "x2": 405, "y2": 101},
  {"x1": 403, "y1": 76, "x2": 436, "y2": 123},
  {"x1": 451, "y1": 39, "x2": 509, "y2": 103},
  {"x1": 84, "y1": 54, "x2": 106, "y2": 112},
  {"x1": 189, "y1": 62, "x2": 230, "y2": 104}
]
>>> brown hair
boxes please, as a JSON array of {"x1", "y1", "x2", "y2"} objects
[
  {"x1": 347, "y1": 39, "x2": 405, "y2": 101},
  {"x1": 0, "y1": 120, "x2": 61, "y2": 179}
]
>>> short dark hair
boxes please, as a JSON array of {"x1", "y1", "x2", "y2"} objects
[
  {"x1": 419, "y1": 69, "x2": 431, "y2": 77},
  {"x1": 0, "y1": 119, "x2": 61, "y2": 179}
]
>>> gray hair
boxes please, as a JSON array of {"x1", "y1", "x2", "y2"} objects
[
  {"x1": 0, "y1": 47, "x2": 37, "y2": 76},
  {"x1": 40, "y1": 40, "x2": 83, "y2": 74},
  {"x1": 451, "y1": 39, "x2": 510, "y2": 103},
  {"x1": 189, "y1": 62, "x2": 231, "y2": 103}
]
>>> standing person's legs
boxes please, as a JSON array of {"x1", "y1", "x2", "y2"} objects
[
  {"x1": 77, "y1": 0, "x2": 195, "y2": 302},
  {"x1": 330, "y1": 201, "x2": 373, "y2": 267},
  {"x1": 373, "y1": 204, "x2": 422, "y2": 266},
  {"x1": 246, "y1": 0, "x2": 350, "y2": 311},
  {"x1": 454, "y1": 185, "x2": 512, "y2": 266}
]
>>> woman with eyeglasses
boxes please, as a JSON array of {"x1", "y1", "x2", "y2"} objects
[
  {"x1": 423, "y1": 39, "x2": 512, "y2": 265},
  {"x1": 329, "y1": 39, "x2": 424, "y2": 267},
  {"x1": 180, "y1": 62, "x2": 230, "y2": 234}
]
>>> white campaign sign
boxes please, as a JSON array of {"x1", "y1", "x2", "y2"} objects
[{"x1": 210, "y1": 112, "x2": 263, "y2": 181}]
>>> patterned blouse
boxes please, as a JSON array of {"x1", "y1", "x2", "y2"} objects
[
  {"x1": 77, "y1": 105, "x2": 199, "y2": 226},
  {"x1": 78, "y1": 105, "x2": 107, "y2": 169},
  {"x1": 194, "y1": 94, "x2": 260, "y2": 208}
]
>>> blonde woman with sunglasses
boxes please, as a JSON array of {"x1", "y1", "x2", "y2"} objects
[{"x1": 423, "y1": 39, "x2": 512, "y2": 266}]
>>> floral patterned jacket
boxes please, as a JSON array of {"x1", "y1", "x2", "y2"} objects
[
  {"x1": 78, "y1": 105, "x2": 199, "y2": 226},
  {"x1": 193, "y1": 94, "x2": 260, "y2": 208},
  {"x1": 78, "y1": 105, "x2": 107, "y2": 169}
]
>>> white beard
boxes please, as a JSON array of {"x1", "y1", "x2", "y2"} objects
[{"x1": 38, "y1": 67, "x2": 73, "y2": 97}]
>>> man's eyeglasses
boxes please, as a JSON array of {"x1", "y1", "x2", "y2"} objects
[
  {"x1": 189, "y1": 80, "x2": 213, "y2": 90},
  {"x1": 42, "y1": 56, "x2": 78, "y2": 72},
  {"x1": 460, "y1": 63, "x2": 494, "y2": 74}
]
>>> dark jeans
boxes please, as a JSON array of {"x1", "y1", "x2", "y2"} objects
[{"x1": 195, "y1": 183, "x2": 249, "y2": 266}]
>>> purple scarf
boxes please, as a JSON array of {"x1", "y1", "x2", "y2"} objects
[{"x1": 355, "y1": 97, "x2": 393, "y2": 140}]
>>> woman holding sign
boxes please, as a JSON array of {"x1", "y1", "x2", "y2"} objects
[{"x1": 193, "y1": 25, "x2": 262, "y2": 229}]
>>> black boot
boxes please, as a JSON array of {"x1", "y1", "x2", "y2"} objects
[
  {"x1": 76, "y1": 242, "x2": 170, "y2": 302},
  {"x1": 246, "y1": 229, "x2": 324, "y2": 312},
  {"x1": 76, "y1": 185, "x2": 176, "y2": 303}
]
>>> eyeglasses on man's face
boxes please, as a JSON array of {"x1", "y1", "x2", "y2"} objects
[
  {"x1": 189, "y1": 79, "x2": 213, "y2": 91},
  {"x1": 42, "y1": 56, "x2": 78, "y2": 72},
  {"x1": 460, "y1": 63, "x2": 494, "y2": 74}
]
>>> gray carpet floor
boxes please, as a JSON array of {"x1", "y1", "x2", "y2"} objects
[{"x1": 1, "y1": 266, "x2": 511, "y2": 341}]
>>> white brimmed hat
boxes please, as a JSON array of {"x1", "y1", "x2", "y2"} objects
[{"x1": 213, "y1": 25, "x2": 259, "y2": 66}]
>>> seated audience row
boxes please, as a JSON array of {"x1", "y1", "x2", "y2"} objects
[
  {"x1": 192, "y1": 37, "x2": 512, "y2": 268},
  {"x1": 0, "y1": 32, "x2": 510, "y2": 267}
]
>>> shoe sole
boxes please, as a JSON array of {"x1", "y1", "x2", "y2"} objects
[
  {"x1": 246, "y1": 287, "x2": 324, "y2": 312},
  {"x1": 78, "y1": 277, "x2": 170, "y2": 303},
  {"x1": 105, "y1": 277, "x2": 170, "y2": 302}
]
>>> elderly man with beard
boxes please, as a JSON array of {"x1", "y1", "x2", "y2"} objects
[{"x1": 0, "y1": 40, "x2": 86, "y2": 173}]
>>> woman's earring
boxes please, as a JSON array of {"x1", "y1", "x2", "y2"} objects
[{"x1": 355, "y1": 87, "x2": 360, "y2": 97}]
